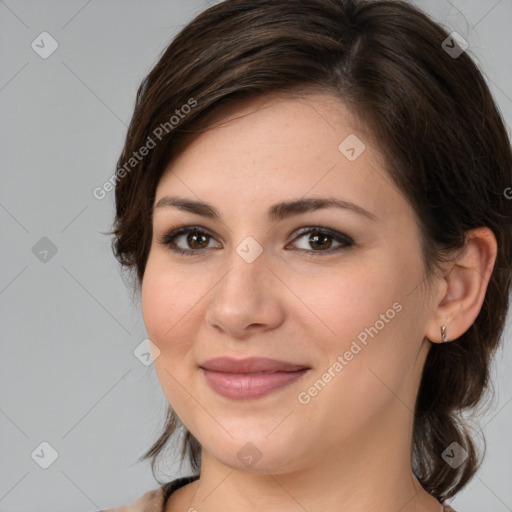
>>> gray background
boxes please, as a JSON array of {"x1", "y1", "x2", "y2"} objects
[{"x1": 0, "y1": 1, "x2": 511, "y2": 511}]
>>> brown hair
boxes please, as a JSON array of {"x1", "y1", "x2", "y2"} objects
[{"x1": 110, "y1": 0, "x2": 512, "y2": 502}]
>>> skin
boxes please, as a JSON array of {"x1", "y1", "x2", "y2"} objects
[{"x1": 141, "y1": 93, "x2": 497, "y2": 512}]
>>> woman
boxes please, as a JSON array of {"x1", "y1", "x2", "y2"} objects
[{"x1": 103, "y1": 0, "x2": 512, "y2": 511}]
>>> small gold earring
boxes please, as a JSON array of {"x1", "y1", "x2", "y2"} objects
[{"x1": 441, "y1": 325, "x2": 449, "y2": 343}]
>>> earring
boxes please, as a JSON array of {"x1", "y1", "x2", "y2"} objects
[{"x1": 441, "y1": 325, "x2": 449, "y2": 343}]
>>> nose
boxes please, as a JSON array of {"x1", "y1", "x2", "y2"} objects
[{"x1": 204, "y1": 245, "x2": 286, "y2": 339}]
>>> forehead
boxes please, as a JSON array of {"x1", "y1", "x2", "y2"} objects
[{"x1": 154, "y1": 93, "x2": 407, "y2": 223}]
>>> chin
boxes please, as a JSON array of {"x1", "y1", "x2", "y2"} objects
[{"x1": 199, "y1": 429, "x2": 306, "y2": 473}]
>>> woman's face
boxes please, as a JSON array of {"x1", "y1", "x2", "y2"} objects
[{"x1": 142, "y1": 93, "x2": 437, "y2": 474}]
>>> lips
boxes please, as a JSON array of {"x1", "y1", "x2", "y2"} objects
[
  {"x1": 199, "y1": 357, "x2": 311, "y2": 400},
  {"x1": 199, "y1": 356, "x2": 309, "y2": 373}
]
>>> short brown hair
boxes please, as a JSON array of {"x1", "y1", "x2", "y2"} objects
[{"x1": 110, "y1": 0, "x2": 512, "y2": 501}]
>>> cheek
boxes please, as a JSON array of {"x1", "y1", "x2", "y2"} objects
[
  {"x1": 141, "y1": 259, "x2": 197, "y2": 360},
  {"x1": 292, "y1": 260, "x2": 402, "y2": 348},
  {"x1": 142, "y1": 254, "x2": 188, "y2": 330},
  {"x1": 141, "y1": 261, "x2": 199, "y2": 413},
  {"x1": 293, "y1": 254, "x2": 421, "y2": 410}
]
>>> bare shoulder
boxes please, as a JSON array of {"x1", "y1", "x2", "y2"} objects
[
  {"x1": 100, "y1": 487, "x2": 164, "y2": 512},
  {"x1": 443, "y1": 505, "x2": 459, "y2": 512}
]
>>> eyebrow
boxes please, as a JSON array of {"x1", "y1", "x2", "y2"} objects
[{"x1": 153, "y1": 195, "x2": 378, "y2": 222}]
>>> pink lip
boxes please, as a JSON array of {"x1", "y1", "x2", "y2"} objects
[{"x1": 199, "y1": 357, "x2": 310, "y2": 400}]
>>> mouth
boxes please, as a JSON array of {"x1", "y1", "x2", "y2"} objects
[{"x1": 199, "y1": 357, "x2": 311, "y2": 400}]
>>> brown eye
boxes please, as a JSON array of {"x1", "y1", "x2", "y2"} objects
[
  {"x1": 184, "y1": 231, "x2": 210, "y2": 249},
  {"x1": 288, "y1": 227, "x2": 354, "y2": 254},
  {"x1": 159, "y1": 226, "x2": 220, "y2": 255},
  {"x1": 308, "y1": 232, "x2": 334, "y2": 250}
]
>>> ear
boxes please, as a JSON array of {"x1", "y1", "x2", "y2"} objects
[{"x1": 424, "y1": 227, "x2": 498, "y2": 344}]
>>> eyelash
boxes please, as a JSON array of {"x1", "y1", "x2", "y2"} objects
[{"x1": 157, "y1": 225, "x2": 354, "y2": 257}]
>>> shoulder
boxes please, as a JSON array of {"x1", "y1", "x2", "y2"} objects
[
  {"x1": 96, "y1": 475, "x2": 199, "y2": 512},
  {"x1": 100, "y1": 487, "x2": 164, "y2": 512},
  {"x1": 443, "y1": 504, "x2": 459, "y2": 512}
]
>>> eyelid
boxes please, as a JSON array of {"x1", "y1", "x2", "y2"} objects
[{"x1": 290, "y1": 226, "x2": 353, "y2": 245}]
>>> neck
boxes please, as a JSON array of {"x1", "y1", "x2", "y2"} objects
[{"x1": 182, "y1": 403, "x2": 442, "y2": 512}]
